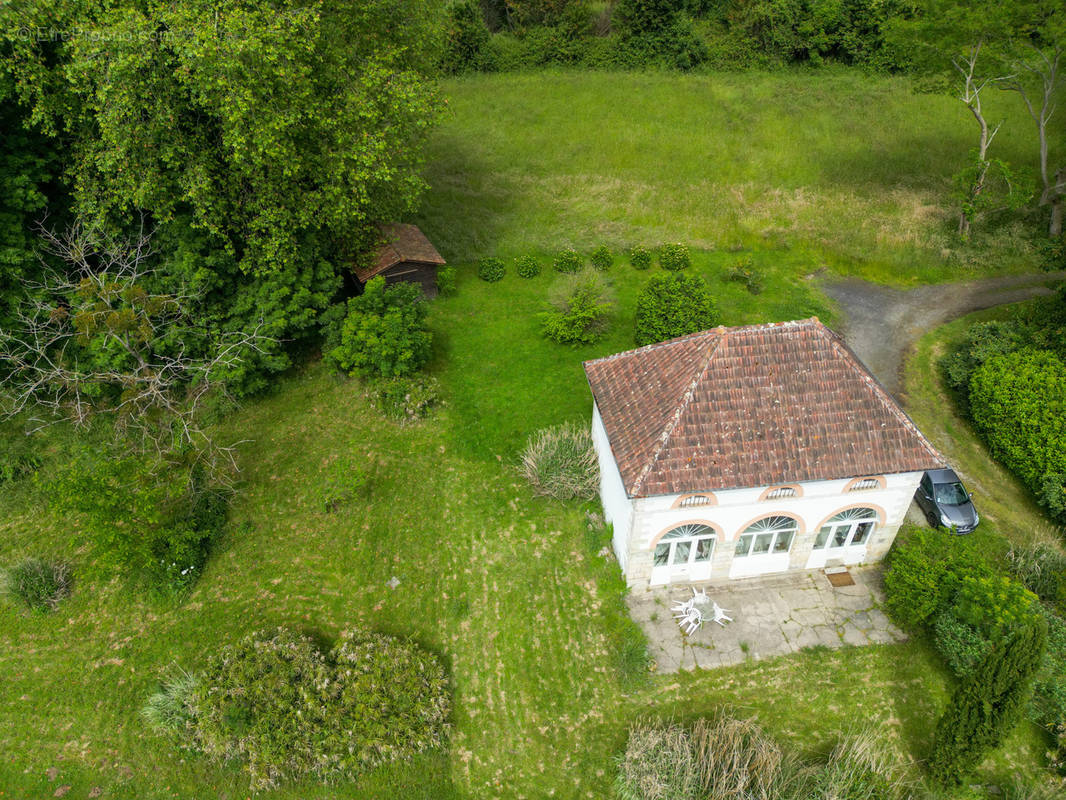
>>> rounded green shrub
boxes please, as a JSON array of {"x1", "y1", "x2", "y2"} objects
[
  {"x1": 520, "y1": 421, "x2": 599, "y2": 500},
  {"x1": 325, "y1": 277, "x2": 431, "y2": 378},
  {"x1": 515, "y1": 255, "x2": 540, "y2": 278},
  {"x1": 659, "y1": 243, "x2": 691, "y2": 271},
  {"x1": 634, "y1": 272, "x2": 719, "y2": 346},
  {"x1": 477, "y1": 257, "x2": 505, "y2": 282},
  {"x1": 186, "y1": 627, "x2": 450, "y2": 790},
  {"x1": 933, "y1": 611, "x2": 992, "y2": 678},
  {"x1": 629, "y1": 245, "x2": 652, "y2": 270},
  {"x1": 553, "y1": 248, "x2": 583, "y2": 273},
  {"x1": 2, "y1": 557, "x2": 71, "y2": 612},
  {"x1": 590, "y1": 245, "x2": 613, "y2": 271}
]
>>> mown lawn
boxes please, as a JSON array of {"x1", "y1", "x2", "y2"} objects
[
  {"x1": 0, "y1": 258, "x2": 1056, "y2": 798},
  {"x1": 419, "y1": 71, "x2": 1056, "y2": 286}
]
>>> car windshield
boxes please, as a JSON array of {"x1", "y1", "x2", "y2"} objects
[{"x1": 934, "y1": 482, "x2": 969, "y2": 506}]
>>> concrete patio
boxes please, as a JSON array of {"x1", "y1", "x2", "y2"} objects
[{"x1": 626, "y1": 566, "x2": 906, "y2": 673}]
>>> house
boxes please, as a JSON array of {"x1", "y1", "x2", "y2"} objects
[
  {"x1": 583, "y1": 318, "x2": 946, "y2": 589},
  {"x1": 356, "y1": 223, "x2": 446, "y2": 296}
]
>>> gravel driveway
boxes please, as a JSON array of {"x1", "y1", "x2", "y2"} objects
[{"x1": 824, "y1": 271, "x2": 1065, "y2": 396}]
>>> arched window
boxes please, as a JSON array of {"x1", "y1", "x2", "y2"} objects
[
  {"x1": 763, "y1": 486, "x2": 797, "y2": 500},
  {"x1": 814, "y1": 507, "x2": 878, "y2": 550},
  {"x1": 847, "y1": 477, "x2": 884, "y2": 492},
  {"x1": 676, "y1": 493, "x2": 714, "y2": 509},
  {"x1": 735, "y1": 516, "x2": 798, "y2": 557},
  {"x1": 653, "y1": 524, "x2": 716, "y2": 569}
]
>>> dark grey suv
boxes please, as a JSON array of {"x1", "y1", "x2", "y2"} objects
[{"x1": 915, "y1": 468, "x2": 980, "y2": 534}]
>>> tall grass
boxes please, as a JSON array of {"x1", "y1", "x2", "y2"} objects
[
  {"x1": 422, "y1": 71, "x2": 1054, "y2": 284},
  {"x1": 2, "y1": 557, "x2": 71, "y2": 612},
  {"x1": 520, "y1": 421, "x2": 599, "y2": 499}
]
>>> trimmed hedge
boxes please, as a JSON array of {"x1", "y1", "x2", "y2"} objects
[
  {"x1": 634, "y1": 272, "x2": 719, "y2": 346},
  {"x1": 659, "y1": 242, "x2": 690, "y2": 271},
  {"x1": 553, "y1": 247, "x2": 583, "y2": 273},
  {"x1": 515, "y1": 255, "x2": 540, "y2": 278},
  {"x1": 969, "y1": 349, "x2": 1066, "y2": 522},
  {"x1": 590, "y1": 245, "x2": 613, "y2": 271},
  {"x1": 477, "y1": 257, "x2": 506, "y2": 282},
  {"x1": 629, "y1": 245, "x2": 652, "y2": 270}
]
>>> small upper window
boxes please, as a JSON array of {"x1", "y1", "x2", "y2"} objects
[
  {"x1": 678, "y1": 494, "x2": 713, "y2": 508},
  {"x1": 764, "y1": 486, "x2": 797, "y2": 500},
  {"x1": 849, "y1": 478, "x2": 881, "y2": 492}
]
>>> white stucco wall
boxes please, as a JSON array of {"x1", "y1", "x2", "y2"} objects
[
  {"x1": 612, "y1": 469, "x2": 923, "y2": 589},
  {"x1": 591, "y1": 403, "x2": 634, "y2": 570}
]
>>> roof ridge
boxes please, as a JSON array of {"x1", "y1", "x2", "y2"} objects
[
  {"x1": 823, "y1": 329, "x2": 944, "y2": 464},
  {"x1": 629, "y1": 332, "x2": 725, "y2": 496},
  {"x1": 582, "y1": 318, "x2": 820, "y2": 368}
]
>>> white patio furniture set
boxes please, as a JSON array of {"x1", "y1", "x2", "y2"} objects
[{"x1": 671, "y1": 587, "x2": 732, "y2": 635}]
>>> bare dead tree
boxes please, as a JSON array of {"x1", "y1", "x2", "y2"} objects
[
  {"x1": 0, "y1": 219, "x2": 272, "y2": 474},
  {"x1": 953, "y1": 41, "x2": 1012, "y2": 238},
  {"x1": 1002, "y1": 43, "x2": 1064, "y2": 237}
]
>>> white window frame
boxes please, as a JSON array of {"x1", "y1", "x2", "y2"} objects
[
  {"x1": 653, "y1": 524, "x2": 717, "y2": 569},
  {"x1": 734, "y1": 516, "x2": 798, "y2": 558}
]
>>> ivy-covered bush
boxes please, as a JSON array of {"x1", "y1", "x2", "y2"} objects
[
  {"x1": 436, "y1": 266, "x2": 457, "y2": 297},
  {"x1": 590, "y1": 245, "x2": 613, "y2": 271},
  {"x1": 634, "y1": 272, "x2": 719, "y2": 346},
  {"x1": 629, "y1": 245, "x2": 652, "y2": 270},
  {"x1": 477, "y1": 257, "x2": 506, "y2": 282},
  {"x1": 366, "y1": 375, "x2": 442, "y2": 425},
  {"x1": 154, "y1": 627, "x2": 450, "y2": 790},
  {"x1": 2, "y1": 557, "x2": 72, "y2": 612},
  {"x1": 540, "y1": 270, "x2": 614, "y2": 345},
  {"x1": 553, "y1": 247, "x2": 583, "y2": 273},
  {"x1": 969, "y1": 349, "x2": 1066, "y2": 523},
  {"x1": 515, "y1": 255, "x2": 540, "y2": 278},
  {"x1": 520, "y1": 421, "x2": 599, "y2": 500},
  {"x1": 659, "y1": 242, "x2": 691, "y2": 271},
  {"x1": 326, "y1": 277, "x2": 432, "y2": 379}
]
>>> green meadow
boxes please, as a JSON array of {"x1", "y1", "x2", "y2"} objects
[{"x1": 1, "y1": 70, "x2": 1061, "y2": 798}]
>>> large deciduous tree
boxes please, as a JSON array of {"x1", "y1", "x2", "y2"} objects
[{"x1": 1, "y1": 0, "x2": 445, "y2": 392}]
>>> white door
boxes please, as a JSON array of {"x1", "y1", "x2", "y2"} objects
[
  {"x1": 806, "y1": 508, "x2": 878, "y2": 569},
  {"x1": 729, "y1": 516, "x2": 797, "y2": 579},
  {"x1": 650, "y1": 524, "x2": 716, "y2": 586}
]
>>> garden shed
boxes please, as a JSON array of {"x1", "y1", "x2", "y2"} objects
[
  {"x1": 584, "y1": 318, "x2": 947, "y2": 589},
  {"x1": 356, "y1": 223, "x2": 446, "y2": 296}
]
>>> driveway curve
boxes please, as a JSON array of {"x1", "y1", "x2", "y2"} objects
[{"x1": 824, "y1": 271, "x2": 1065, "y2": 396}]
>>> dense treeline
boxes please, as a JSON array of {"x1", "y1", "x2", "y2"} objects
[{"x1": 0, "y1": 0, "x2": 446, "y2": 397}]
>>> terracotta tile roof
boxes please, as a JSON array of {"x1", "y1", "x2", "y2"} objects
[
  {"x1": 583, "y1": 319, "x2": 945, "y2": 498},
  {"x1": 355, "y1": 223, "x2": 446, "y2": 282}
]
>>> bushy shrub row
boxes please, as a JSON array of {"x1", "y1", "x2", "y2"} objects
[
  {"x1": 144, "y1": 627, "x2": 450, "y2": 790},
  {"x1": 617, "y1": 715, "x2": 906, "y2": 800},
  {"x1": 883, "y1": 527, "x2": 1048, "y2": 784},
  {"x1": 969, "y1": 349, "x2": 1066, "y2": 523}
]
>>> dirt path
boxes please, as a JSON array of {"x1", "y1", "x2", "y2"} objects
[{"x1": 824, "y1": 271, "x2": 1065, "y2": 396}]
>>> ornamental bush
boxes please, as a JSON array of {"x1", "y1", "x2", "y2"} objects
[
  {"x1": 477, "y1": 257, "x2": 505, "y2": 282},
  {"x1": 553, "y1": 247, "x2": 583, "y2": 273},
  {"x1": 169, "y1": 627, "x2": 449, "y2": 790},
  {"x1": 325, "y1": 277, "x2": 432, "y2": 379},
  {"x1": 515, "y1": 255, "x2": 540, "y2": 278},
  {"x1": 2, "y1": 557, "x2": 72, "y2": 612},
  {"x1": 590, "y1": 245, "x2": 613, "y2": 271},
  {"x1": 634, "y1": 272, "x2": 719, "y2": 346},
  {"x1": 520, "y1": 421, "x2": 599, "y2": 500},
  {"x1": 883, "y1": 526, "x2": 973, "y2": 630},
  {"x1": 933, "y1": 611, "x2": 992, "y2": 679},
  {"x1": 969, "y1": 349, "x2": 1066, "y2": 522},
  {"x1": 659, "y1": 242, "x2": 691, "y2": 271},
  {"x1": 725, "y1": 255, "x2": 764, "y2": 294},
  {"x1": 930, "y1": 618, "x2": 1047, "y2": 785},
  {"x1": 540, "y1": 270, "x2": 614, "y2": 345},
  {"x1": 629, "y1": 245, "x2": 652, "y2": 270}
]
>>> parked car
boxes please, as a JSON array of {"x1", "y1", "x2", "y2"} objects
[{"x1": 915, "y1": 468, "x2": 980, "y2": 534}]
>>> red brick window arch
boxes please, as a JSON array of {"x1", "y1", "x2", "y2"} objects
[
  {"x1": 671, "y1": 493, "x2": 717, "y2": 509},
  {"x1": 844, "y1": 476, "x2": 886, "y2": 492},
  {"x1": 759, "y1": 484, "x2": 802, "y2": 501}
]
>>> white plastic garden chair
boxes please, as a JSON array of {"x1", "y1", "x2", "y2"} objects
[{"x1": 711, "y1": 602, "x2": 733, "y2": 627}]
